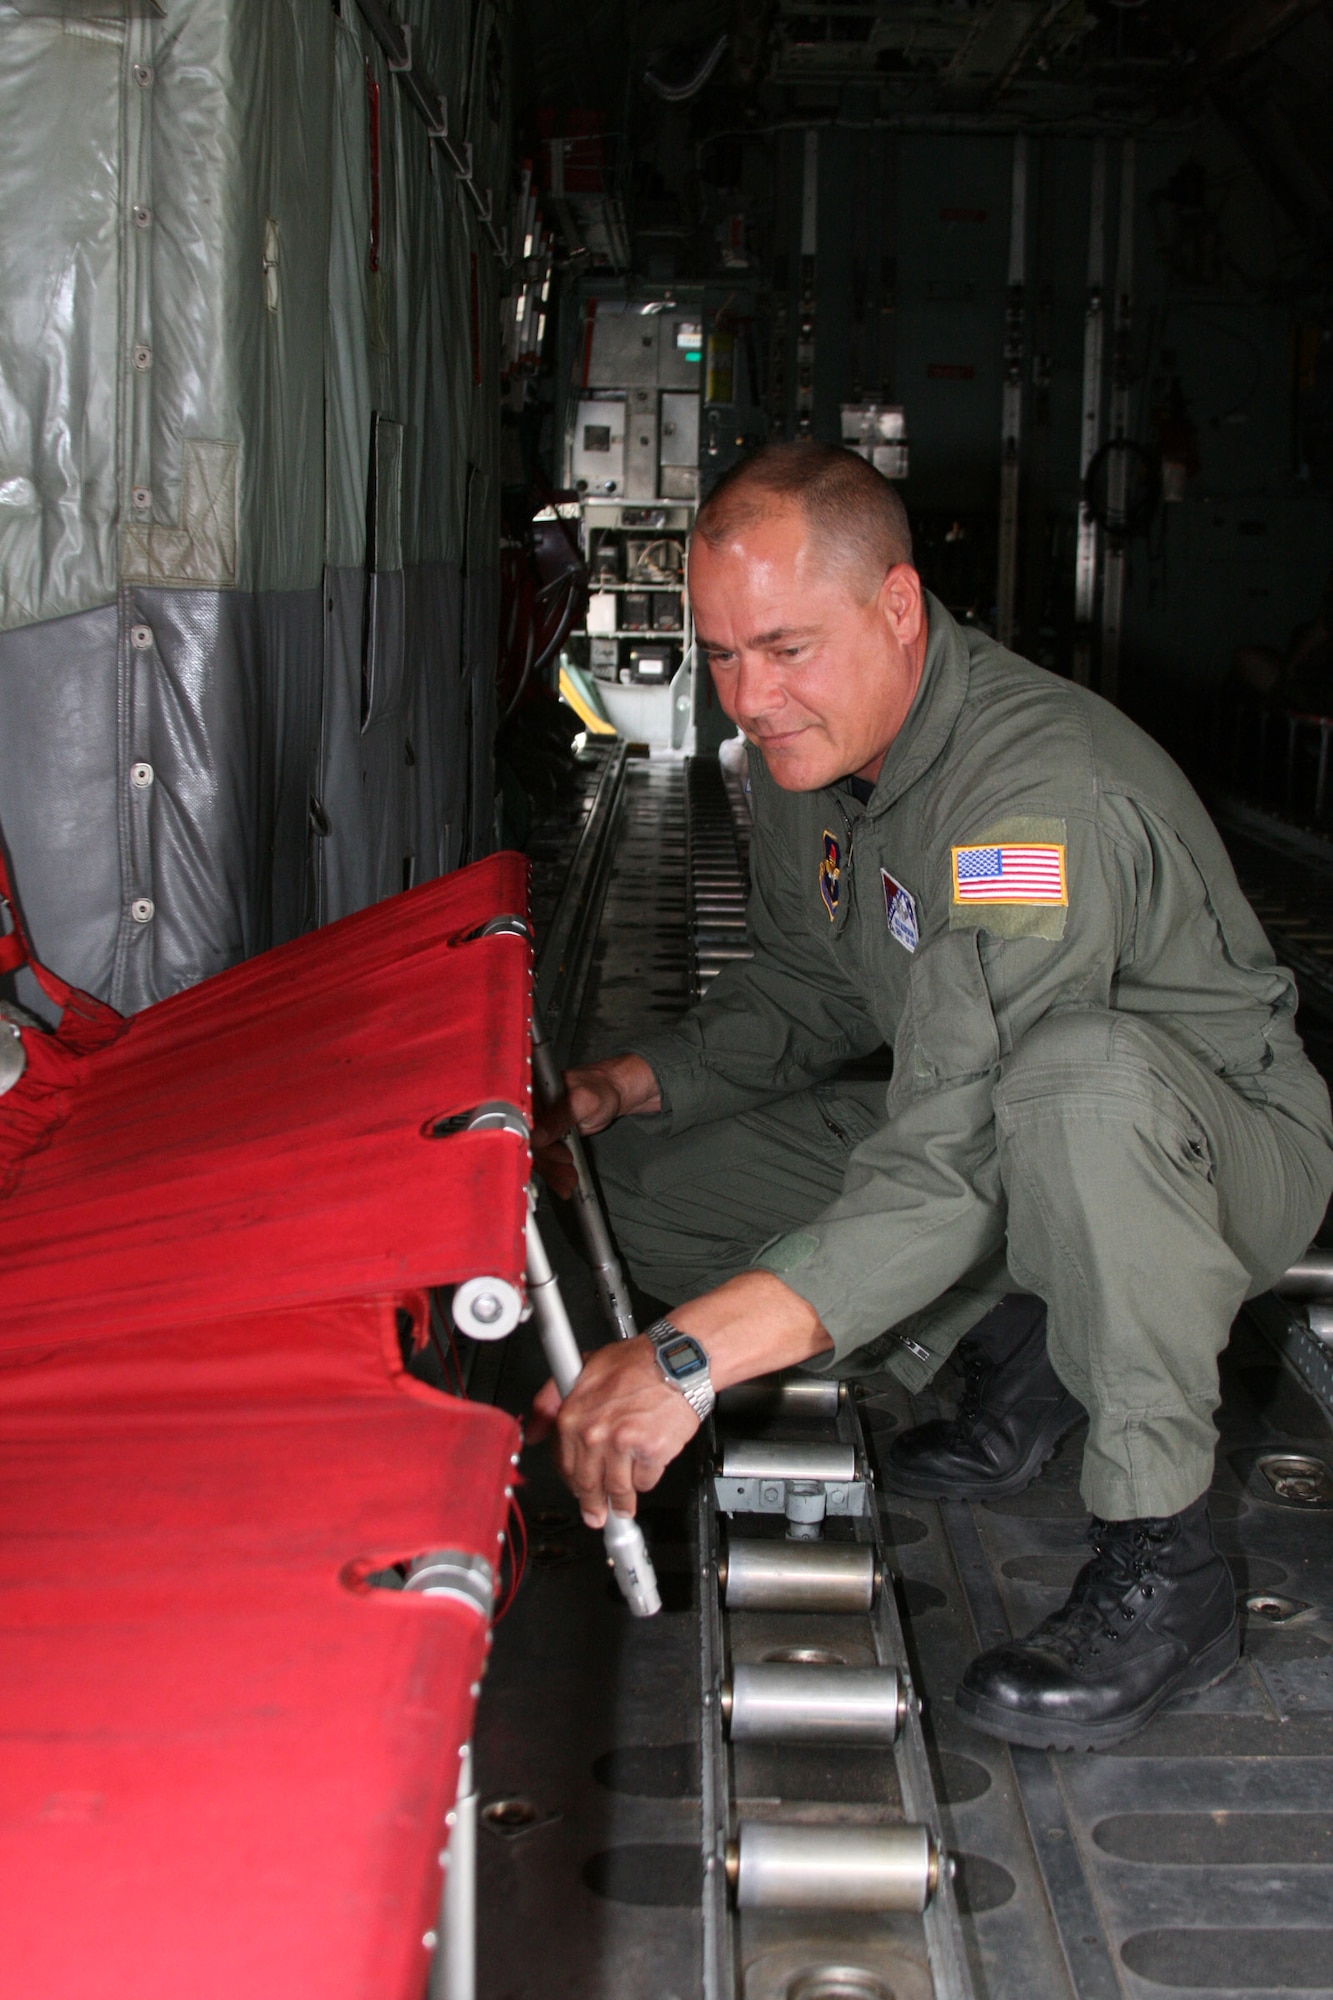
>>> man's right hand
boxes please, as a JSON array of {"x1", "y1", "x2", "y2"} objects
[{"x1": 532, "y1": 1053, "x2": 662, "y2": 1197}]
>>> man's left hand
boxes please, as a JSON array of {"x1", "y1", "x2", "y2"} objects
[
  {"x1": 528, "y1": 1270, "x2": 835, "y2": 1528},
  {"x1": 529, "y1": 1337, "x2": 699, "y2": 1528}
]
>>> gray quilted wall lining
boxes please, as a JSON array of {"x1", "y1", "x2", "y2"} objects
[{"x1": 0, "y1": 0, "x2": 509, "y2": 1010}]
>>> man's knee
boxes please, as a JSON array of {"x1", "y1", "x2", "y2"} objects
[
  {"x1": 994, "y1": 1009, "x2": 1170, "y2": 1120},
  {"x1": 590, "y1": 1113, "x2": 655, "y2": 1230},
  {"x1": 995, "y1": 1009, "x2": 1116, "y2": 1115},
  {"x1": 993, "y1": 1009, "x2": 1210, "y2": 1222}
]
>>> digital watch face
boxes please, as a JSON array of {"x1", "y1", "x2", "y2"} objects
[{"x1": 661, "y1": 1335, "x2": 707, "y2": 1381}]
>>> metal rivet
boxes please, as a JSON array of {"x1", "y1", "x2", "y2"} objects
[
  {"x1": 132, "y1": 205, "x2": 151, "y2": 229},
  {"x1": 470, "y1": 1292, "x2": 503, "y2": 1324},
  {"x1": 422, "y1": 1930, "x2": 438, "y2": 1951},
  {"x1": 130, "y1": 897, "x2": 154, "y2": 924},
  {"x1": 131, "y1": 486, "x2": 151, "y2": 510},
  {"x1": 130, "y1": 762, "x2": 154, "y2": 790},
  {"x1": 130, "y1": 624, "x2": 153, "y2": 650},
  {"x1": 132, "y1": 345, "x2": 151, "y2": 371},
  {"x1": 133, "y1": 62, "x2": 153, "y2": 86},
  {"x1": 469, "y1": 1680, "x2": 481, "y2": 1698}
]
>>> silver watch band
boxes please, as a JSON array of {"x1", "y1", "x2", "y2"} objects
[{"x1": 644, "y1": 1315, "x2": 715, "y2": 1420}]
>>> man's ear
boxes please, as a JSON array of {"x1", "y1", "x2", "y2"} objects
[{"x1": 879, "y1": 562, "x2": 925, "y2": 649}]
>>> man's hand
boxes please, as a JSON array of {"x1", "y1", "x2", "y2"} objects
[
  {"x1": 530, "y1": 1337, "x2": 699, "y2": 1528},
  {"x1": 531, "y1": 1053, "x2": 662, "y2": 1198},
  {"x1": 530, "y1": 1271, "x2": 835, "y2": 1527}
]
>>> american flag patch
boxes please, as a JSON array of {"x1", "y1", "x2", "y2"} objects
[{"x1": 951, "y1": 842, "x2": 1067, "y2": 907}]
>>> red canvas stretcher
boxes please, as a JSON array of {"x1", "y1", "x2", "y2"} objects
[
  {"x1": 0, "y1": 852, "x2": 533, "y2": 1347},
  {"x1": 0, "y1": 856, "x2": 532, "y2": 1998}
]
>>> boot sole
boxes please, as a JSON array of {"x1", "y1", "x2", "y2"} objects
[
  {"x1": 954, "y1": 1620, "x2": 1242, "y2": 1753},
  {"x1": 884, "y1": 1399, "x2": 1084, "y2": 1502}
]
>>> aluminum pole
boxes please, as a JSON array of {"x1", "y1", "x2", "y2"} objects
[
  {"x1": 531, "y1": 998, "x2": 637, "y2": 1342},
  {"x1": 431, "y1": 1742, "x2": 477, "y2": 2000},
  {"x1": 525, "y1": 1202, "x2": 661, "y2": 1616},
  {"x1": 1101, "y1": 139, "x2": 1135, "y2": 707},
  {"x1": 796, "y1": 130, "x2": 818, "y2": 437},
  {"x1": 1072, "y1": 138, "x2": 1107, "y2": 686},
  {"x1": 996, "y1": 134, "x2": 1028, "y2": 649}
]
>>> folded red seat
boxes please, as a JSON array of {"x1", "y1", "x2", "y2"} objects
[{"x1": 0, "y1": 855, "x2": 532, "y2": 1998}]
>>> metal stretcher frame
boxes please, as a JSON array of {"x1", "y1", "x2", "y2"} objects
[{"x1": 0, "y1": 855, "x2": 533, "y2": 1999}]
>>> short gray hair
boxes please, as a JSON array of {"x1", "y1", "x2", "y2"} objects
[{"x1": 693, "y1": 442, "x2": 913, "y2": 597}]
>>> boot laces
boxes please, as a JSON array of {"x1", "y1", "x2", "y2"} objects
[
  {"x1": 1038, "y1": 1516, "x2": 1169, "y2": 1666},
  {"x1": 953, "y1": 1343, "x2": 992, "y2": 1429}
]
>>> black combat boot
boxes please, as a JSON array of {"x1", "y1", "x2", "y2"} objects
[
  {"x1": 955, "y1": 1494, "x2": 1239, "y2": 1750},
  {"x1": 885, "y1": 1294, "x2": 1084, "y2": 1500}
]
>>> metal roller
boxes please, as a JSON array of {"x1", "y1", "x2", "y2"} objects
[
  {"x1": 722, "y1": 1662, "x2": 907, "y2": 1745},
  {"x1": 716, "y1": 1375, "x2": 845, "y2": 1421},
  {"x1": 1307, "y1": 1304, "x2": 1333, "y2": 1346},
  {"x1": 726, "y1": 1821, "x2": 940, "y2": 1912},
  {"x1": 1278, "y1": 1252, "x2": 1333, "y2": 1301},
  {"x1": 720, "y1": 1440, "x2": 855, "y2": 1482},
  {"x1": 719, "y1": 1538, "x2": 880, "y2": 1612}
]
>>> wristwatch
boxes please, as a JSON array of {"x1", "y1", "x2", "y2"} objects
[{"x1": 644, "y1": 1316, "x2": 716, "y2": 1421}]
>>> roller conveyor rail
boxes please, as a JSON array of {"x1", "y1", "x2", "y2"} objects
[{"x1": 701, "y1": 1377, "x2": 975, "y2": 2000}]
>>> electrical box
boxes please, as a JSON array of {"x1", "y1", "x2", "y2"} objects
[
  {"x1": 589, "y1": 535, "x2": 621, "y2": 583},
  {"x1": 573, "y1": 398, "x2": 626, "y2": 495},
  {"x1": 586, "y1": 304, "x2": 662, "y2": 387},
  {"x1": 622, "y1": 591, "x2": 652, "y2": 631},
  {"x1": 841, "y1": 403, "x2": 909, "y2": 481},
  {"x1": 626, "y1": 535, "x2": 684, "y2": 584},
  {"x1": 661, "y1": 316, "x2": 704, "y2": 390},
  {"x1": 586, "y1": 592, "x2": 617, "y2": 635},
  {"x1": 659, "y1": 390, "x2": 699, "y2": 500},
  {"x1": 624, "y1": 386, "x2": 659, "y2": 501},
  {"x1": 627, "y1": 645, "x2": 675, "y2": 685},
  {"x1": 653, "y1": 591, "x2": 681, "y2": 632}
]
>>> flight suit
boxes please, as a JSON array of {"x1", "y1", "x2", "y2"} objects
[{"x1": 597, "y1": 594, "x2": 1333, "y2": 1521}]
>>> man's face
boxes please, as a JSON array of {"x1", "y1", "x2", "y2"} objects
[{"x1": 688, "y1": 502, "x2": 927, "y2": 791}]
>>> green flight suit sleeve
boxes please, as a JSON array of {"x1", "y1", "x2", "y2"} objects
[
  {"x1": 760, "y1": 807, "x2": 1135, "y2": 1361},
  {"x1": 623, "y1": 783, "x2": 882, "y2": 1135}
]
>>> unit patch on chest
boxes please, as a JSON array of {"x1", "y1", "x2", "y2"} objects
[
  {"x1": 880, "y1": 869, "x2": 919, "y2": 953},
  {"x1": 818, "y1": 829, "x2": 841, "y2": 920}
]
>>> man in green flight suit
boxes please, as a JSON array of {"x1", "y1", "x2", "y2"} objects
[{"x1": 533, "y1": 442, "x2": 1333, "y2": 1750}]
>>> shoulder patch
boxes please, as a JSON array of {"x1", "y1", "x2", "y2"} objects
[
  {"x1": 881, "y1": 869, "x2": 919, "y2": 953},
  {"x1": 818, "y1": 829, "x2": 841, "y2": 921},
  {"x1": 948, "y1": 814, "x2": 1069, "y2": 940}
]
